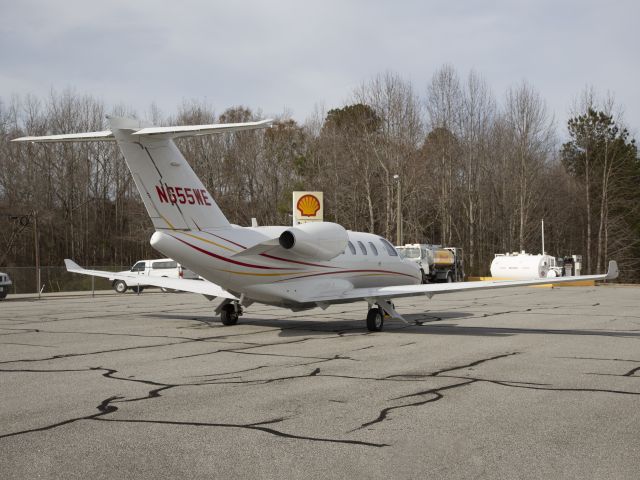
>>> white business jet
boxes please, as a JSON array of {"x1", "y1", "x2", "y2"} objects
[{"x1": 13, "y1": 117, "x2": 618, "y2": 331}]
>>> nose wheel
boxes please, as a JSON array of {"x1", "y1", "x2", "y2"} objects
[
  {"x1": 220, "y1": 302, "x2": 243, "y2": 326},
  {"x1": 366, "y1": 307, "x2": 384, "y2": 332}
]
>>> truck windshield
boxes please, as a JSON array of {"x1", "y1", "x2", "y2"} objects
[
  {"x1": 400, "y1": 248, "x2": 421, "y2": 259},
  {"x1": 131, "y1": 262, "x2": 145, "y2": 272}
]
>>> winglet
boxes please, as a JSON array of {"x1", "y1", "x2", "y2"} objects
[
  {"x1": 64, "y1": 259, "x2": 83, "y2": 272},
  {"x1": 606, "y1": 260, "x2": 619, "y2": 280}
]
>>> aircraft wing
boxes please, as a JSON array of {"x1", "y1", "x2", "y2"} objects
[
  {"x1": 303, "y1": 261, "x2": 619, "y2": 304},
  {"x1": 64, "y1": 260, "x2": 238, "y2": 300}
]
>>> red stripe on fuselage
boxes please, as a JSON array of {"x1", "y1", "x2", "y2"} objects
[
  {"x1": 274, "y1": 269, "x2": 418, "y2": 282},
  {"x1": 201, "y1": 232, "x2": 335, "y2": 268},
  {"x1": 171, "y1": 235, "x2": 297, "y2": 270}
]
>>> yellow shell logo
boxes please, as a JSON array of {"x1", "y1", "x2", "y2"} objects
[{"x1": 297, "y1": 194, "x2": 321, "y2": 217}]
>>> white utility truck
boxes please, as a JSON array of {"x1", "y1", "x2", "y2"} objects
[{"x1": 110, "y1": 259, "x2": 199, "y2": 293}]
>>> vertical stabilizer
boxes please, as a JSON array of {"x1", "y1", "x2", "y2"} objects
[
  {"x1": 13, "y1": 116, "x2": 273, "y2": 231},
  {"x1": 108, "y1": 117, "x2": 230, "y2": 231}
]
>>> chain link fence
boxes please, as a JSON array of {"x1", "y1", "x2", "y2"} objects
[{"x1": 1, "y1": 266, "x2": 128, "y2": 294}]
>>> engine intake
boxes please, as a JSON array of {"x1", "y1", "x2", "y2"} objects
[{"x1": 278, "y1": 222, "x2": 348, "y2": 261}]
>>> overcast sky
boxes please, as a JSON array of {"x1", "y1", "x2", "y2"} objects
[{"x1": 1, "y1": 0, "x2": 638, "y2": 135}]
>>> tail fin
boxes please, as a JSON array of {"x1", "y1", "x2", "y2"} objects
[{"x1": 13, "y1": 116, "x2": 272, "y2": 231}]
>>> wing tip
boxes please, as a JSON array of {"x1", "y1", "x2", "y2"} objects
[
  {"x1": 606, "y1": 260, "x2": 619, "y2": 280},
  {"x1": 64, "y1": 259, "x2": 82, "y2": 272}
]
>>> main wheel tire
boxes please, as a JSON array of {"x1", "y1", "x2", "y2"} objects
[
  {"x1": 366, "y1": 307, "x2": 384, "y2": 332},
  {"x1": 114, "y1": 280, "x2": 128, "y2": 294},
  {"x1": 220, "y1": 304, "x2": 239, "y2": 326}
]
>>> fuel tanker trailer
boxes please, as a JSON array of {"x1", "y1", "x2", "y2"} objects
[{"x1": 490, "y1": 252, "x2": 562, "y2": 280}]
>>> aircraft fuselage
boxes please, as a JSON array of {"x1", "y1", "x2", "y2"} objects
[{"x1": 151, "y1": 226, "x2": 421, "y2": 305}]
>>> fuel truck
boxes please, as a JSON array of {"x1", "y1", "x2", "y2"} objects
[{"x1": 396, "y1": 244, "x2": 464, "y2": 283}]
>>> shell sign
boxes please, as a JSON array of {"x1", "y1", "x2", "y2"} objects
[{"x1": 293, "y1": 191, "x2": 323, "y2": 225}]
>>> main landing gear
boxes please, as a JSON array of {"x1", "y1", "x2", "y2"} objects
[
  {"x1": 366, "y1": 307, "x2": 384, "y2": 332},
  {"x1": 220, "y1": 301, "x2": 243, "y2": 326},
  {"x1": 365, "y1": 300, "x2": 406, "y2": 332}
]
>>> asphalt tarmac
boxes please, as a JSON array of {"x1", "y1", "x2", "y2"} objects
[{"x1": 1, "y1": 285, "x2": 639, "y2": 479}]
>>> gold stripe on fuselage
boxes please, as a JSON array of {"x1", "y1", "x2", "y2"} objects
[{"x1": 182, "y1": 232, "x2": 240, "y2": 253}]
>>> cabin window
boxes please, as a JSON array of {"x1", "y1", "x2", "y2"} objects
[
  {"x1": 379, "y1": 238, "x2": 398, "y2": 256},
  {"x1": 357, "y1": 241, "x2": 367, "y2": 255},
  {"x1": 348, "y1": 241, "x2": 356, "y2": 255},
  {"x1": 368, "y1": 242, "x2": 379, "y2": 256}
]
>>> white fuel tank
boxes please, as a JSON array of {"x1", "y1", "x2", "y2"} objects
[{"x1": 490, "y1": 253, "x2": 556, "y2": 280}]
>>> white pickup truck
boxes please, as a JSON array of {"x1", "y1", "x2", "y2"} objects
[
  {"x1": 0, "y1": 272, "x2": 12, "y2": 300},
  {"x1": 109, "y1": 259, "x2": 199, "y2": 293}
]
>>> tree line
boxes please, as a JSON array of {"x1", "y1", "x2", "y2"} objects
[{"x1": 1, "y1": 66, "x2": 638, "y2": 282}]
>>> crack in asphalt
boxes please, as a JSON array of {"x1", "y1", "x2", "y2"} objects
[
  {"x1": 354, "y1": 350, "x2": 640, "y2": 431},
  {"x1": 556, "y1": 355, "x2": 640, "y2": 377},
  {"x1": 353, "y1": 380, "x2": 476, "y2": 431},
  {"x1": 0, "y1": 340, "x2": 193, "y2": 365},
  {"x1": 2, "y1": 293, "x2": 637, "y2": 451},
  {"x1": 624, "y1": 366, "x2": 640, "y2": 377},
  {"x1": 0, "y1": 364, "x2": 388, "y2": 447},
  {"x1": 0, "y1": 396, "x2": 122, "y2": 440},
  {"x1": 0, "y1": 342, "x2": 57, "y2": 348},
  {"x1": 92, "y1": 417, "x2": 388, "y2": 447},
  {"x1": 352, "y1": 354, "x2": 521, "y2": 430}
]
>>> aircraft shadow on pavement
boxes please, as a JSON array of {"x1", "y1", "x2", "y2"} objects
[{"x1": 143, "y1": 312, "x2": 640, "y2": 339}]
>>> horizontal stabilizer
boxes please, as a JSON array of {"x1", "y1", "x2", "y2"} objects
[
  {"x1": 133, "y1": 119, "x2": 273, "y2": 139},
  {"x1": 12, "y1": 119, "x2": 272, "y2": 143},
  {"x1": 12, "y1": 119, "x2": 273, "y2": 143},
  {"x1": 12, "y1": 130, "x2": 115, "y2": 143}
]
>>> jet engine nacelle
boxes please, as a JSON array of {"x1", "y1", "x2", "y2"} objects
[{"x1": 279, "y1": 222, "x2": 348, "y2": 261}]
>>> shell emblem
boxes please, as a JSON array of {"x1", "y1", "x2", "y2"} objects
[{"x1": 296, "y1": 194, "x2": 321, "y2": 217}]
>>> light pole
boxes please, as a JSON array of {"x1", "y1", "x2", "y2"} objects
[
  {"x1": 32, "y1": 211, "x2": 40, "y2": 299},
  {"x1": 393, "y1": 174, "x2": 402, "y2": 245}
]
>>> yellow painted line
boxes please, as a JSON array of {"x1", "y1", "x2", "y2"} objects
[
  {"x1": 468, "y1": 276, "x2": 594, "y2": 287},
  {"x1": 183, "y1": 232, "x2": 239, "y2": 253},
  {"x1": 555, "y1": 280, "x2": 595, "y2": 287}
]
